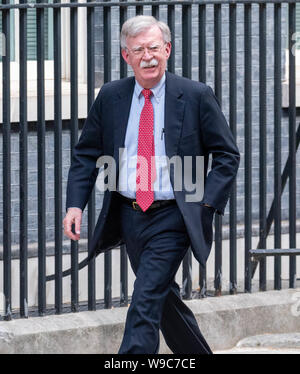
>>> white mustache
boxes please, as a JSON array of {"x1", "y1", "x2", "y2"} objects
[{"x1": 140, "y1": 59, "x2": 158, "y2": 68}]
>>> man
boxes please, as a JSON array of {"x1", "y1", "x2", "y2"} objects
[{"x1": 62, "y1": 16, "x2": 240, "y2": 354}]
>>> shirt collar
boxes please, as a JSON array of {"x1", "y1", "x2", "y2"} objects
[{"x1": 134, "y1": 73, "x2": 166, "y2": 104}]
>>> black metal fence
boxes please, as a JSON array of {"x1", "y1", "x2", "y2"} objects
[{"x1": 1, "y1": 0, "x2": 300, "y2": 321}]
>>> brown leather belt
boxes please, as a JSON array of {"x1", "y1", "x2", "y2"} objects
[{"x1": 117, "y1": 193, "x2": 176, "y2": 212}]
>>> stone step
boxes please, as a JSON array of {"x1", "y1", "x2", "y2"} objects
[
  {"x1": 214, "y1": 347, "x2": 300, "y2": 354},
  {"x1": 214, "y1": 333, "x2": 300, "y2": 354},
  {"x1": 236, "y1": 333, "x2": 300, "y2": 349}
]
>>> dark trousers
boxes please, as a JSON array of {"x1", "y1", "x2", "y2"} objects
[{"x1": 117, "y1": 200, "x2": 213, "y2": 354}]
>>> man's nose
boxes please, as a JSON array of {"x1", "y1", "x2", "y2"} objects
[{"x1": 142, "y1": 48, "x2": 153, "y2": 59}]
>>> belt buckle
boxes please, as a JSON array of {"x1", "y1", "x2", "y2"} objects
[{"x1": 132, "y1": 201, "x2": 139, "y2": 210}]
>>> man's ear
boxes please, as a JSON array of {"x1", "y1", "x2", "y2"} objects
[
  {"x1": 165, "y1": 42, "x2": 172, "y2": 60},
  {"x1": 121, "y1": 48, "x2": 131, "y2": 66}
]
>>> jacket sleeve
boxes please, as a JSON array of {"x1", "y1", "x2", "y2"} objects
[
  {"x1": 65, "y1": 87, "x2": 104, "y2": 211},
  {"x1": 199, "y1": 85, "x2": 240, "y2": 215}
]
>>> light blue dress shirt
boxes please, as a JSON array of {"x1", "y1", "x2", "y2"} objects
[{"x1": 118, "y1": 73, "x2": 174, "y2": 200}]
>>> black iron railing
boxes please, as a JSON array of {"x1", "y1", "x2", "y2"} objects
[{"x1": 0, "y1": 0, "x2": 299, "y2": 321}]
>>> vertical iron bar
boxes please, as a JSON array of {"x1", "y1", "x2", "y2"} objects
[
  {"x1": 120, "y1": 0, "x2": 128, "y2": 79},
  {"x1": 182, "y1": 3, "x2": 191, "y2": 79},
  {"x1": 198, "y1": 3, "x2": 207, "y2": 297},
  {"x1": 288, "y1": 2, "x2": 296, "y2": 288},
  {"x1": 2, "y1": 0, "x2": 12, "y2": 321},
  {"x1": 136, "y1": 0, "x2": 143, "y2": 16},
  {"x1": 198, "y1": 3, "x2": 206, "y2": 83},
  {"x1": 274, "y1": 3, "x2": 282, "y2": 290},
  {"x1": 259, "y1": 3, "x2": 267, "y2": 291},
  {"x1": 87, "y1": 0, "x2": 96, "y2": 311},
  {"x1": 19, "y1": 0, "x2": 28, "y2": 318},
  {"x1": 244, "y1": 3, "x2": 252, "y2": 293},
  {"x1": 120, "y1": 244, "x2": 128, "y2": 306},
  {"x1": 229, "y1": 3, "x2": 237, "y2": 295},
  {"x1": 182, "y1": 250, "x2": 192, "y2": 300},
  {"x1": 152, "y1": 0, "x2": 159, "y2": 19},
  {"x1": 214, "y1": 3, "x2": 222, "y2": 296},
  {"x1": 167, "y1": 1, "x2": 175, "y2": 73},
  {"x1": 54, "y1": 0, "x2": 63, "y2": 314},
  {"x1": 37, "y1": 0, "x2": 46, "y2": 316},
  {"x1": 199, "y1": 265, "x2": 207, "y2": 298},
  {"x1": 119, "y1": 1, "x2": 128, "y2": 307},
  {"x1": 182, "y1": 3, "x2": 192, "y2": 299},
  {"x1": 70, "y1": 0, "x2": 79, "y2": 312},
  {"x1": 104, "y1": 0, "x2": 112, "y2": 309}
]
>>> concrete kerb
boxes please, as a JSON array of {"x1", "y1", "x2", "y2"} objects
[{"x1": 0, "y1": 288, "x2": 299, "y2": 354}]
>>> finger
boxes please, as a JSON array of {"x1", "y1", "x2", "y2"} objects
[
  {"x1": 63, "y1": 217, "x2": 73, "y2": 235},
  {"x1": 71, "y1": 223, "x2": 80, "y2": 241},
  {"x1": 65, "y1": 228, "x2": 79, "y2": 241},
  {"x1": 74, "y1": 216, "x2": 81, "y2": 236},
  {"x1": 64, "y1": 216, "x2": 78, "y2": 241}
]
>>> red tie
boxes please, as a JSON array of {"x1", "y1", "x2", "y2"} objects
[{"x1": 136, "y1": 89, "x2": 156, "y2": 212}]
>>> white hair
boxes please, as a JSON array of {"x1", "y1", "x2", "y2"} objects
[{"x1": 120, "y1": 15, "x2": 171, "y2": 49}]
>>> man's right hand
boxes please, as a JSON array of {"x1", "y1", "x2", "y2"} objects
[{"x1": 63, "y1": 207, "x2": 82, "y2": 241}]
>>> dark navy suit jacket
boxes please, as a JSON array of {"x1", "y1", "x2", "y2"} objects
[{"x1": 64, "y1": 71, "x2": 240, "y2": 275}]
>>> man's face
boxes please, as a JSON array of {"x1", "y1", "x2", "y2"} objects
[{"x1": 121, "y1": 25, "x2": 171, "y2": 89}]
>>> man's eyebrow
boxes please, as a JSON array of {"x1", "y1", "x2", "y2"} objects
[{"x1": 131, "y1": 42, "x2": 161, "y2": 48}]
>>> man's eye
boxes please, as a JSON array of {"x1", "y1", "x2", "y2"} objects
[
  {"x1": 150, "y1": 46, "x2": 159, "y2": 52},
  {"x1": 134, "y1": 48, "x2": 143, "y2": 54}
]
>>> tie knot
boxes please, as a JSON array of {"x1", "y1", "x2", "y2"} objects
[{"x1": 142, "y1": 89, "x2": 152, "y2": 100}]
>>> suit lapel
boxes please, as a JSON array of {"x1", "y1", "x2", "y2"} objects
[
  {"x1": 164, "y1": 72, "x2": 185, "y2": 157},
  {"x1": 113, "y1": 78, "x2": 135, "y2": 169}
]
